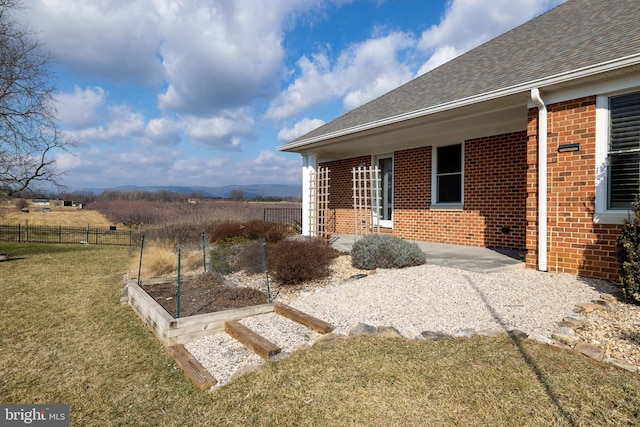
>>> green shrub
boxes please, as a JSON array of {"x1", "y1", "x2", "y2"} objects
[
  {"x1": 268, "y1": 238, "x2": 336, "y2": 285},
  {"x1": 615, "y1": 197, "x2": 640, "y2": 304},
  {"x1": 351, "y1": 234, "x2": 426, "y2": 270}
]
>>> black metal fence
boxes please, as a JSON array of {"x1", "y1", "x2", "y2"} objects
[
  {"x1": 263, "y1": 208, "x2": 302, "y2": 233},
  {"x1": 0, "y1": 224, "x2": 135, "y2": 246}
]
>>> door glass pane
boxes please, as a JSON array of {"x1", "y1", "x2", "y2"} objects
[{"x1": 378, "y1": 158, "x2": 393, "y2": 221}]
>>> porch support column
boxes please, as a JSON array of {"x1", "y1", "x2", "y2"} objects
[
  {"x1": 531, "y1": 88, "x2": 548, "y2": 272},
  {"x1": 301, "y1": 152, "x2": 318, "y2": 236}
]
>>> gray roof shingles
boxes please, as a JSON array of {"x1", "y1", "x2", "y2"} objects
[{"x1": 290, "y1": 0, "x2": 640, "y2": 144}]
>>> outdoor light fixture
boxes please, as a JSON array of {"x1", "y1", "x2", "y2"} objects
[{"x1": 558, "y1": 143, "x2": 580, "y2": 152}]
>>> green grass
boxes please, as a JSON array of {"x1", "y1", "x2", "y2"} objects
[{"x1": 1, "y1": 242, "x2": 640, "y2": 426}]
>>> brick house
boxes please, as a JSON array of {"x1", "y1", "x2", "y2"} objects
[{"x1": 278, "y1": 0, "x2": 640, "y2": 282}]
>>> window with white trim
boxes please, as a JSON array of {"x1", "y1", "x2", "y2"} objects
[
  {"x1": 595, "y1": 90, "x2": 640, "y2": 223},
  {"x1": 433, "y1": 143, "x2": 463, "y2": 207},
  {"x1": 608, "y1": 91, "x2": 640, "y2": 209}
]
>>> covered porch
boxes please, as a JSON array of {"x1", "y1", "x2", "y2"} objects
[{"x1": 329, "y1": 233, "x2": 524, "y2": 274}]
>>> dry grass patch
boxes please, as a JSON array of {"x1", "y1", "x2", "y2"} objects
[
  {"x1": 0, "y1": 204, "x2": 115, "y2": 227},
  {"x1": 1, "y1": 242, "x2": 640, "y2": 426}
]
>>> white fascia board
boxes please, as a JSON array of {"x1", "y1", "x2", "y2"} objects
[{"x1": 278, "y1": 53, "x2": 640, "y2": 152}]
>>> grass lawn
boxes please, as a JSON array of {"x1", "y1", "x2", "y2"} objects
[{"x1": 1, "y1": 242, "x2": 640, "y2": 426}]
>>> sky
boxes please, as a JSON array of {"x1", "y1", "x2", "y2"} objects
[{"x1": 16, "y1": 0, "x2": 566, "y2": 191}]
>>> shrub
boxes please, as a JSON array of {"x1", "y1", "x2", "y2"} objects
[
  {"x1": 268, "y1": 238, "x2": 336, "y2": 285},
  {"x1": 208, "y1": 220, "x2": 288, "y2": 244},
  {"x1": 350, "y1": 234, "x2": 426, "y2": 270},
  {"x1": 238, "y1": 241, "x2": 267, "y2": 274},
  {"x1": 616, "y1": 197, "x2": 640, "y2": 304}
]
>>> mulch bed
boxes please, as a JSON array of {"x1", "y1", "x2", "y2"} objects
[{"x1": 141, "y1": 272, "x2": 268, "y2": 318}]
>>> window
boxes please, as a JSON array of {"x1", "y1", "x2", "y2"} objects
[
  {"x1": 595, "y1": 89, "x2": 640, "y2": 223},
  {"x1": 608, "y1": 91, "x2": 640, "y2": 209},
  {"x1": 433, "y1": 143, "x2": 463, "y2": 207}
]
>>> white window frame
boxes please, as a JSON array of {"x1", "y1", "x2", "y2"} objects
[
  {"x1": 372, "y1": 154, "x2": 394, "y2": 228},
  {"x1": 594, "y1": 91, "x2": 640, "y2": 224},
  {"x1": 431, "y1": 143, "x2": 464, "y2": 211}
]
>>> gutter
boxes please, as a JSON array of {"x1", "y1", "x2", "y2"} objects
[
  {"x1": 278, "y1": 53, "x2": 640, "y2": 152},
  {"x1": 530, "y1": 88, "x2": 547, "y2": 272}
]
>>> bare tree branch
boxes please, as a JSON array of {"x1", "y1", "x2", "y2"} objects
[{"x1": 0, "y1": 0, "x2": 71, "y2": 197}]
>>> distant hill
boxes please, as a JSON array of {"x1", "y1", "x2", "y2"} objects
[{"x1": 82, "y1": 184, "x2": 302, "y2": 199}]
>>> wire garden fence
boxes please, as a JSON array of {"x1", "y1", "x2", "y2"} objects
[
  {"x1": 0, "y1": 223, "x2": 134, "y2": 246},
  {"x1": 136, "y1": 232, "x2": 272, "y2": 319}
]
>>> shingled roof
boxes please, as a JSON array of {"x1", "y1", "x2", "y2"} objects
[{"x1": 280, "y1": 0, "x2": 640, "y2": 149}]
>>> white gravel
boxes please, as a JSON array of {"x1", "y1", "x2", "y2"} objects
[{"x1": 185, "y1": 263, "x2": 618, "y2": 387}]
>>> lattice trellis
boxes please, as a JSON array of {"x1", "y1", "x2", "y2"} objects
[
  {"x1": 352, "y1": 166, "x2": 381, "y2": 237},
  {"x1": 308, "y1": 166, "x2": 330, "y2": 239}
]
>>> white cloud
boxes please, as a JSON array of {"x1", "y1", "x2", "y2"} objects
[
  {"x1": 278, "y1": 118, "x2": 325, "y2": 142},
  {"x1": 56, "y1": 86, "x2": 105, "y2": 129},
  {"x1": 139, "y1": 118, "x2": 181, "y2": 147},
  {"x1": 234, "y1": 151, "x2": 300, "y2": 184},
  {"x1": 416, "y1": 0, "x2": 567, "y2": 75},
  {"x1": 266, "y1": 31, "x2": 415, "y2": 121},
  {"x1": 181, "y1": 109, "x2": 256, "y2": 149},
  {"x1": 65, "y1": 104, "x2": 145, "y2": 143}
]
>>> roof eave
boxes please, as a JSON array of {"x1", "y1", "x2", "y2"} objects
[{"x1": 277, "y1": 53, "x2": 640, "y2": 153}]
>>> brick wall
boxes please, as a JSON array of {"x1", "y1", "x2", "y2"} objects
[
  {"x1": 320, "y1": 131, "x2": 528, "y2": 251},
  {"x1": 527, "y1": 96, "x2": 621, "y2": 281}
]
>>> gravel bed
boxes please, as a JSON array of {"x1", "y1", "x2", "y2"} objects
[{"x1": 186, "y1": 260, "x2": 621, "y2": 388}]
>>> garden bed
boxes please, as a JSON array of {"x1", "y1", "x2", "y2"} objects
[
  {"x1": 139, "y1": 272, "x2": 268, "y2": 318},
  {"x1": 127, "y1": 277, "x2": 275, "y2": 346}
]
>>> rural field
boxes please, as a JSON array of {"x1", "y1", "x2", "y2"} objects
[
  {"x1": 2, "y1": 204, "x2": 640, "y2": 425},
  {"x1": 0, "y1": 202, "x2": 114, "y2": 227}
]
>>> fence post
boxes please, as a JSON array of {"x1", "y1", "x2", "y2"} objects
[
  {"x1": 59, "y1": 225, "x2": 62, "y2": 244},
  {"x1": 18, "y1": 224, "x2": 21, "y2": 243},
  {"x1": 85, "y1": 224, "x2": 89, "y2": 244},
  {"x1": 263, "y1": 239, "x2": 271, "y2": 303},
  {"x1": 202, "y1": 232, "x2": 207, "y2": 273},
  {"x1": 137, "y1": 236, "x2": 145, "y2": 286},
  {"x1": 25, "y1": 220, "x2": 28, "y2": 242},
  {"x1": 176, "y1": 248, "x2": 182, "y2": 319}
]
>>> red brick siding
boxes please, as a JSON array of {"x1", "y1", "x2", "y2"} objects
[
  {"x1": 320, "y1": 156, "x2": 370, "y2": 234},
  {"x1": 526, "y1": 96, "x2": 621, "y2": 281}
]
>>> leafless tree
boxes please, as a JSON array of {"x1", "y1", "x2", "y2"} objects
[{"x1": 0, "y1": 0, "x2": 70, "y2": 197}]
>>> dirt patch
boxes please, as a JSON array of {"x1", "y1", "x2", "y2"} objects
[{"x1": 141, "y1": 272, "x2": 268, "y2": 318}]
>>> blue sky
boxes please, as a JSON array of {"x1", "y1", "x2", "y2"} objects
[{"x1": 16, "y1": 0, "x2": 565, "y2": 191}]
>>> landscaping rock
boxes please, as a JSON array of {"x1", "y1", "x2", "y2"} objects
[
  {"x1": 527, "y1": 332, "x2": 554, "y2": 345},
  {"x1": 560, "y1": 317, "x2": 586, "y2": 329},
  {"x1": 551, "y1": 332, "x2": 579, "y2": 347},
  {"x1": 599, "y1": 293, "x2": 617, "y2": 303},
  {"x1": 421, "y1": 331, "x2": 452, "y2": 341},
  {"x1": 0, "y1": 254, "x2": 8, "y2": 262},
  {"x1": 348, "y1": 323, "x2": 377, "y2": 337},
  {"x1": 375, "y1": 326, "x2": 402, "y2": 338},
  {"x1": 574, "y1": 342, "x2": 605, "y2": 361},
  {"x1": 453, "y1": 328, "x2": 476, "y2": 338},
  {"x1": 508, "y1": 329, "x2": 528, "y2": 339},
  {"x1": 314, "y1": 333, "x2": 345, "y2": 345},
  {"x1": 604, "y1": 358, "x2": 638, "y2": 373},
  {"x1": 554, "y1": 326, "x2": 575, "y2": 335},
  {"x1": 575, "y1": 303, "x2": 607, "y2": 313}
]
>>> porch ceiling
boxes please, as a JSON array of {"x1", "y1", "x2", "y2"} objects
[{"x1": 296, "y1": 92, "x2": 530, "y2": 162}]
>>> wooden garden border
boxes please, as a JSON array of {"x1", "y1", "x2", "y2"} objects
[{"x1": 127, "y1": 278, "x2": 275, "y2": 346}]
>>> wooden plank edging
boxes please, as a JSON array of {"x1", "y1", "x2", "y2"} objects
[
  {"x1": 225, "y1": 321, "x2": 281, "y2": 360},
  {"x1": 168, "y1": 345, "x2": 217, "y2": 391},
  {"x1": 274, "y1": 304, "x2": 334, "y2": 334}
]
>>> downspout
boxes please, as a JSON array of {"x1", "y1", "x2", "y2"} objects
[{"x1": 531, "y1": 88, "x2": 548, "y2": 271}]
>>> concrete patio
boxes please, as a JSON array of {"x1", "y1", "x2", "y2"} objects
[{"x1": 328, "y1": 233, "x2": 524, "y2": 273}]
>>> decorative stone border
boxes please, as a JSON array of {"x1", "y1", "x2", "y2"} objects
[{"x1": 313, "y1": 293, "x2": 638, "y2": 374}]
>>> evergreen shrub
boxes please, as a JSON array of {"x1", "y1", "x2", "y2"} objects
[
  {"x1": 351, "y1": 234, "x2": 426, "y2": 270},
  {"x1": 615, "y1": 197, "x2": 640, "y2": 304}
]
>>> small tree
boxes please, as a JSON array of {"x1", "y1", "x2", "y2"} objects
[{"x1": 615, "y1": 196, "x2": 640, "y2": 304}]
